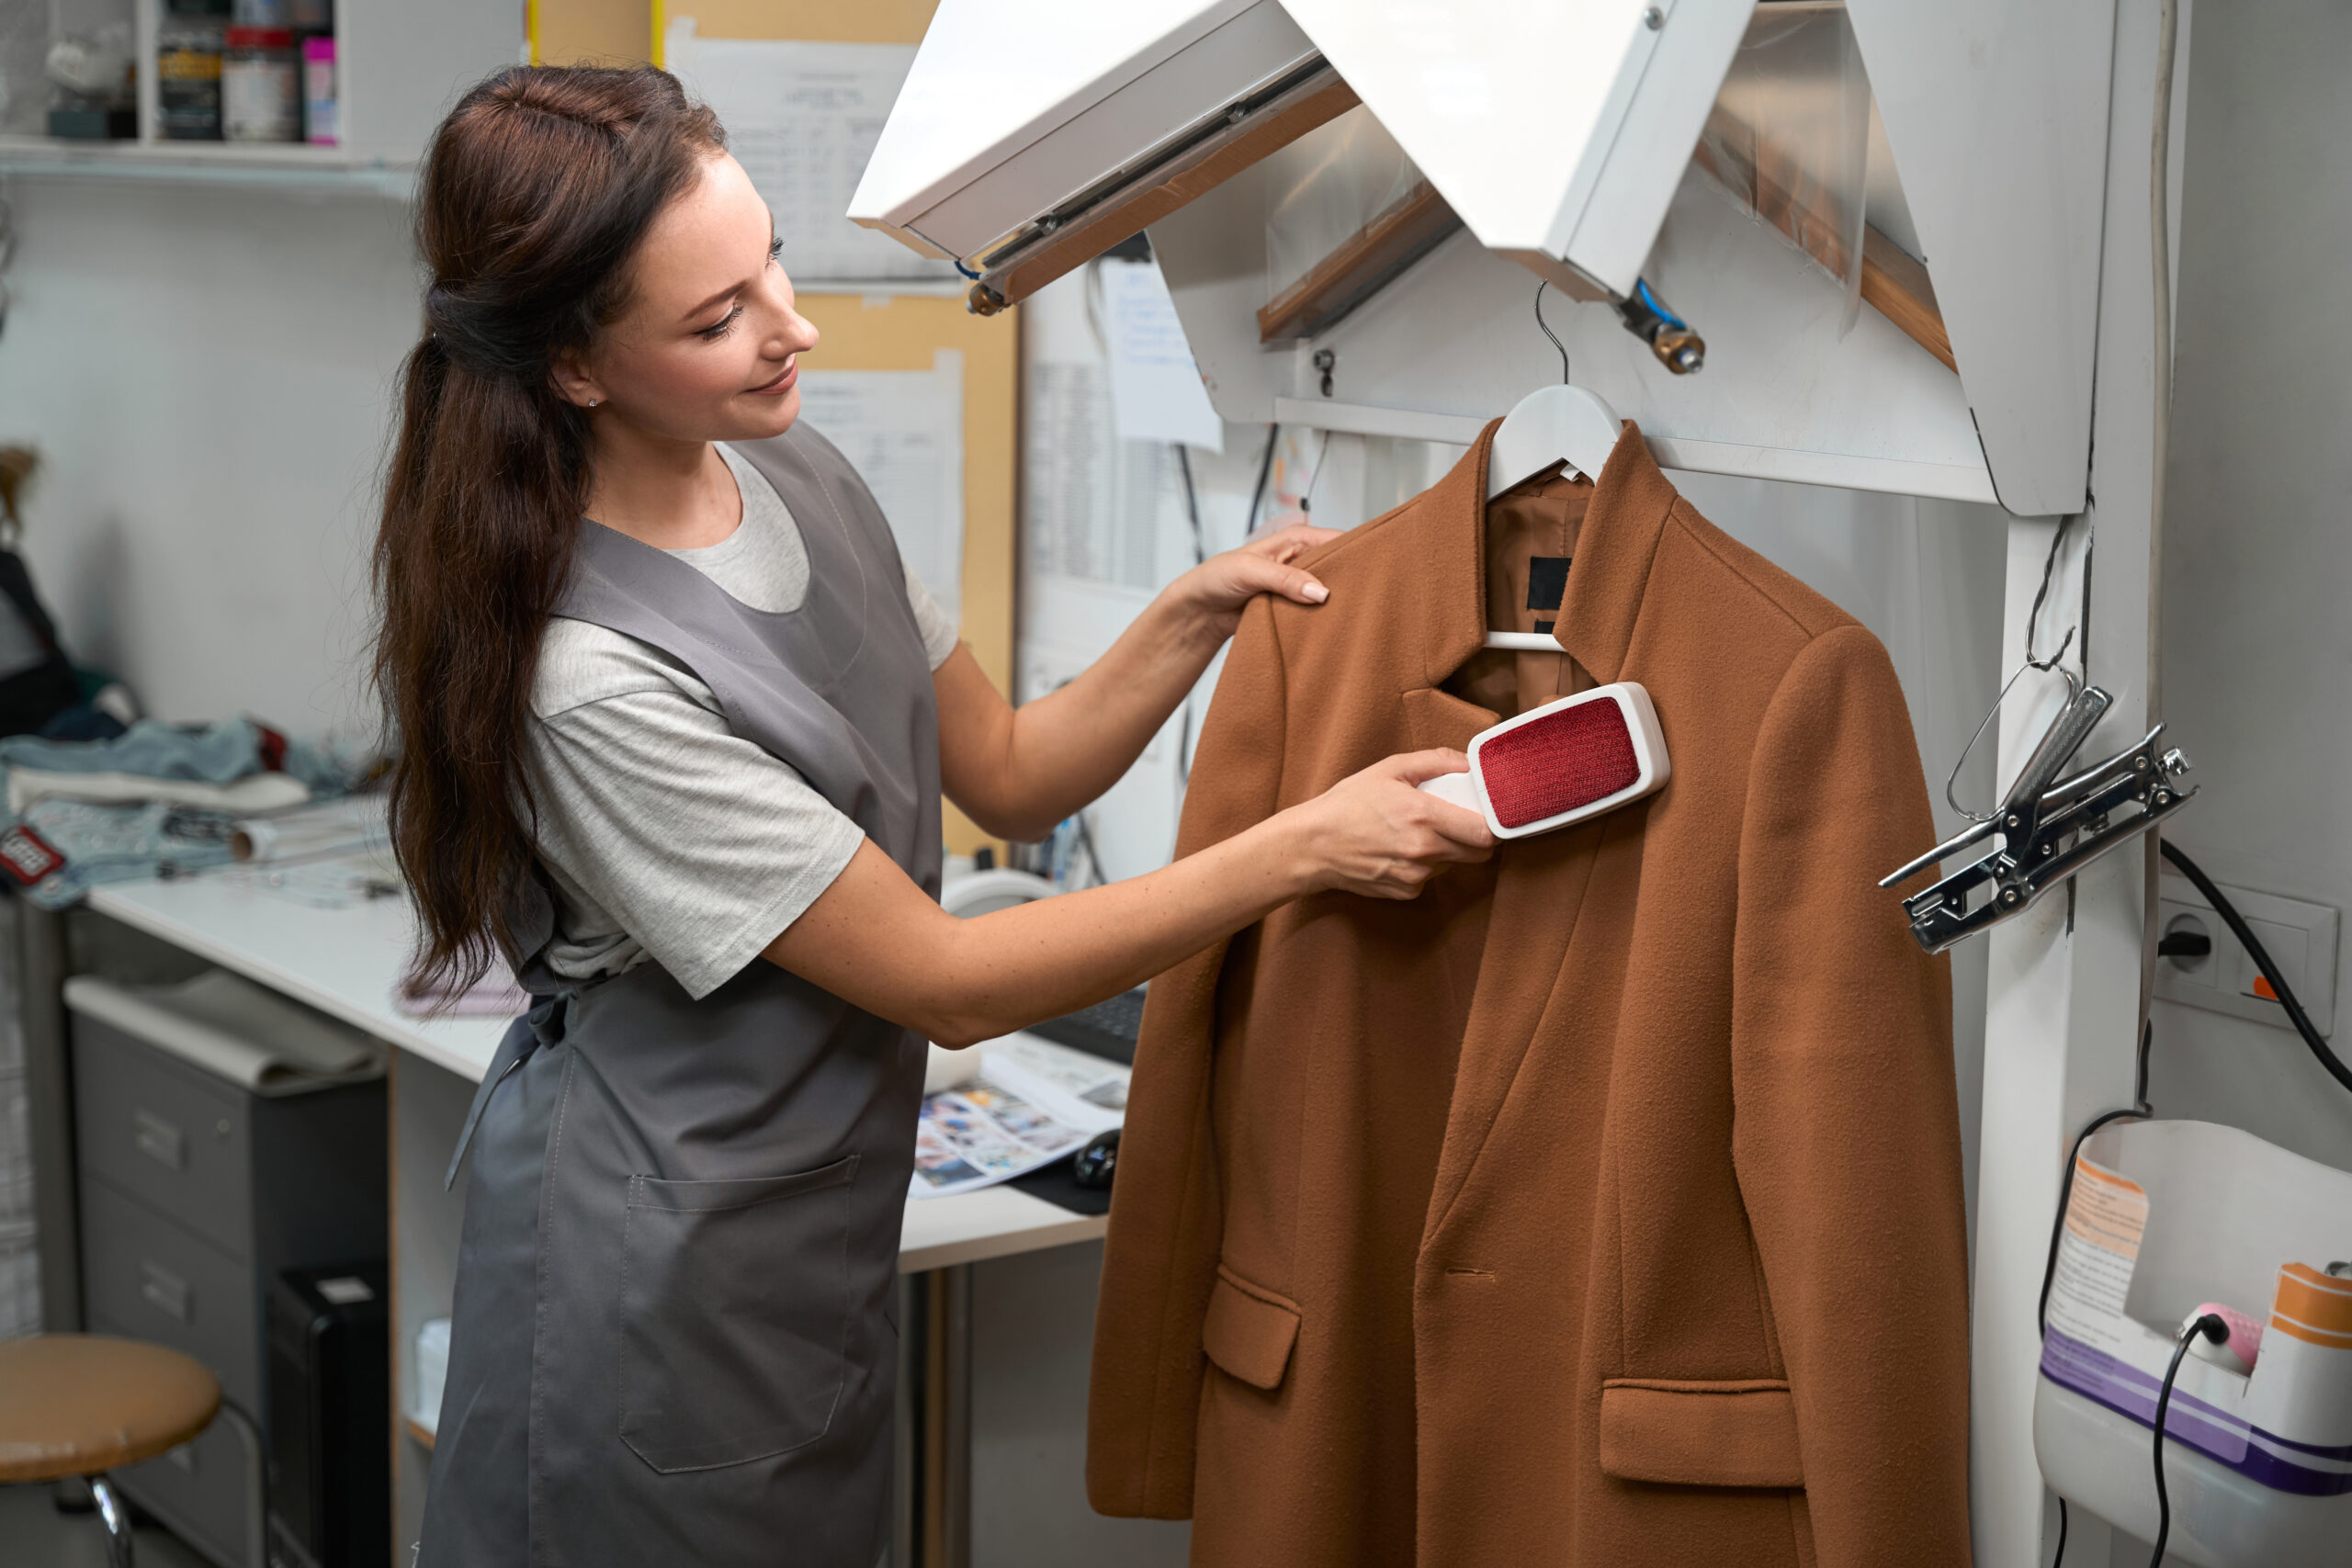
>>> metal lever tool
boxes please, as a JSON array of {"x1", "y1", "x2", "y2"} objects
[{"x1": 1880, "y1": 684, "x2": 2197, "y2": 954}]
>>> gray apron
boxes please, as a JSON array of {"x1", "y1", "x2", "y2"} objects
[{"x1": 418, "y1": 425, "x2": 942, "y2": 1568}]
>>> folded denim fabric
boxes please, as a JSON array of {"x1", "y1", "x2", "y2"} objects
[
  {"x1": 0, "y1": 716, "x2": 346, "y2": 795},
  {"x1": 0, "y1": 800, "x2": 240, "y2": 908}
]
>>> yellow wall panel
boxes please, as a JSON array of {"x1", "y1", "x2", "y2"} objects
[
  {"x1": 667, "y1": 1, "x2": 938, "y2": 46},
  {"x1": 534, "y1": 0, "x2": 651, "y2": 64}
]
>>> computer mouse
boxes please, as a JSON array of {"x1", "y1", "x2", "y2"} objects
[{"x1": 1072, "y1": 1128, "x2": 1121, "y2": 1191}]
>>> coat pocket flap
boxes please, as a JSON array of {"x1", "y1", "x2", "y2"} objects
[
  {"x1": 1201, "y1": 1266, "x2": 1301, "y2": 1392},
  {"x1": 1599, "y1": 1378, "x2": 1804, "y2": 1489}
]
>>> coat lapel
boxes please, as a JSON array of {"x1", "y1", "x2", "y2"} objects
[{"x1": 1419, "y1": 420, "x2": 1682, "y2": 1245}]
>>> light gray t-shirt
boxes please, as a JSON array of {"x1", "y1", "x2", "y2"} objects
[{"x1": 526, "y1": 441, "x2": 957, "y2": 998}]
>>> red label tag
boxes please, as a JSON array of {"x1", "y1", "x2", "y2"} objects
[
  {"x1": 0, "y1": 824, "x2": 66, "y2": 886},
  {"x1": 254, "y1": 723, "x2": 290, "y2": 773}
]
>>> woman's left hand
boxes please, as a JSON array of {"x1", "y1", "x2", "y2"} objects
[{"x1": 1176, "y1": 524, "x2": 1343, "y2": 643}]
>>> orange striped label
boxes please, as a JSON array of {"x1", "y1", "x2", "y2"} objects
[
  {"x1": 2063, "y1": 1158, "x2": 2147, "y2": 1261},
  {"x1": 2269, "y1": 1262, "x2": 2352, "y2": 1348}
]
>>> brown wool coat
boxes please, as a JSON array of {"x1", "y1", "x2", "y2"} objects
[{"x1": 1087, "y1": 423, "x2": 1971, "y2": 1567}]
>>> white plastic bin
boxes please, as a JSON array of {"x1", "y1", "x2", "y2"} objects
[{"x1": 2035, "y1": 1119, "x2": 2352, "y2": 1566}]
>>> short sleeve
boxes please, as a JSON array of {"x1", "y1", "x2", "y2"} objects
[
  {"x1": 902, "y1": 570, "x2": 959, "y2": 671},
  {"x1": 526, "y1": 623, "x2": 865, "y2": 998}
]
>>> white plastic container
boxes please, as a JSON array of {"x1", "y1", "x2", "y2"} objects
[{"x1": 2035, "y1": 1119, "x2": 2352, "y2": 1566}]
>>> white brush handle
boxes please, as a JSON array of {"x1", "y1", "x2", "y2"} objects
[{"x1": 1417, "y1": 772, "x2": 1480, "y2": 813}]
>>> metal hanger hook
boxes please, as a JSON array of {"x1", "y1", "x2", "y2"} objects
[
  {"x1": 1945, "y1": 654, "x2": 2080, "y2": 823},
  {"x1": 1534, "y1": 280, "x2": 1570, "y2": 384}
]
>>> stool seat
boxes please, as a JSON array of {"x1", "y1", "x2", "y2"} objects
[{"x1": 0, "y1": 1334, "x2": 221, "y2": 1483}]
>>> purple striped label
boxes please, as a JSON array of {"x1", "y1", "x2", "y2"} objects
[{"x1": 2041, "y1": 1330, "x2": 2352, "y2": 1496}]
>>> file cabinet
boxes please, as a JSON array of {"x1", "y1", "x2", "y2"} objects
[{"x1": 71, "y1": 978, "x2": 385, "y2": 1568}]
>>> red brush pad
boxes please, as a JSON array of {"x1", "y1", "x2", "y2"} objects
[{"x1": 1478, "y1": 697, "x2": 1639, "y2": 829}]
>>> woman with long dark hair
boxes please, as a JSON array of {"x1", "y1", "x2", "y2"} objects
[{"x1": 378, "y1": 65, "x2": 1490, "y2": 1564}]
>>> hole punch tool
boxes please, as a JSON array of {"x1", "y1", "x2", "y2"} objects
[{"x1": 1879, "y1": 671, "x2": 2197, "y2": 954}]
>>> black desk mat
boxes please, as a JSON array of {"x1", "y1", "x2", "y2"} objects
[{"x1": 1009, "y1": 1156, "x2": 1111, "y2": 1217}]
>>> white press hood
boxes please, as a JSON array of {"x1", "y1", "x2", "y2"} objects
[
  {"x1": 849, "y1": 0, "x2": 1751, "y2": 306},
  {"x1": 847, "y1": 0, "x2": 1345, "y2": 303},
  {"x1": 1278, "y1": 0, "x2": 1753, "y2": 299},
  {"x1": 851, "y1": 0, "x2": 2116, "y2": 514}
]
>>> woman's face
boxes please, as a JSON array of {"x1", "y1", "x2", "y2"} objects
[{"x1": 556, "y1": 151, "x2": 819, "y2": 445}]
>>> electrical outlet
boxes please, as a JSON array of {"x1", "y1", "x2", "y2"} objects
[{"x1": 2154, "y1": 872, "x2": 2338, "y2": 1036}]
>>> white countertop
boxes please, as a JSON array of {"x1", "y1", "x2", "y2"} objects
[
  {"x1": 86, "y1": 874, "x2": 508, "y2": 1079},
  {"x1": 85, "y1": 873, "x2": 1109, "y2": 1272}
]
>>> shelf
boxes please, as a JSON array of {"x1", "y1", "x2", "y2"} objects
[{"x1": 0, "y1": 135, "x2": 414, "y2": 197}]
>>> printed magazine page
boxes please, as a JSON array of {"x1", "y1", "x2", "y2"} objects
[{"x1": 909, "y1": 1033, "x2": 1129, "y2": 1199}]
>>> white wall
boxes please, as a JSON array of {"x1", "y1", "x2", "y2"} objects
[
  {"x1": 0, "y1": 178, "x2": 420, "y2": 742},
  {"x1": 2150, "y1": 0, "x2": 2352, "y2": 1173}
]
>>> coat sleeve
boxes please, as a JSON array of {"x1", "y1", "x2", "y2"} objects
[
  {"x1": 1086, "y1": 595, "x2": 1291, "y2": 1518},
  {"x1": 1729, "y1": 624, "x2": 1973, "y2": 1565}
]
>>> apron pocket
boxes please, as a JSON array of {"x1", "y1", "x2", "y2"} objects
[{"x1": 618, "y1": 1154, "x2": 860, "y2": 1472}]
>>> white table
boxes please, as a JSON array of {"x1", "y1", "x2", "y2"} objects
[
  {"x1": 82, "y1": 868, "x2": 1113, "y2": 1565},
  {"x1": 85, "y1": 874, "x2": 1111, "y2": 1272}
]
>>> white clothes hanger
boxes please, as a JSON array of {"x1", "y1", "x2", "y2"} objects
[
  {"x1": 1487, "y1": 383, "x2": 1622, "y2": 501},
  {"x1": 1482, "y1": 283, "x2": 1621, "y2": 651}
]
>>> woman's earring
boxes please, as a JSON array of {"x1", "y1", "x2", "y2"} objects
[{"x1": 586, "y1": 398, "x2": 599, "y2": 408}]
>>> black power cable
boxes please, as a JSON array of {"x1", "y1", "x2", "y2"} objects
[
  {"x1": 2149, "y1": 1314, "x2": 2230, "y2": 1567},
  {"x1": 2039, "y1": 1022, "x2": 2154, "y2": 1568},
  {"x1": 2158, "y1": 839, "x2": 2352, "y2": 1096},
  {"x1": 2041, "y1": 841, "x2": 2352, "y2": 1566},
  {"x1": 1244, "y1": 423, "x2": 1279, "y2": 538},
  {"x1": 2038, "y1": 1024, "x2": 2154, "y2": 1340},
  {"x1": 1174, "y1": 446, "x2": 1205, "y2": 566}
]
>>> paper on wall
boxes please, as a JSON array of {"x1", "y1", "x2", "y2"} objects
[
  {"x1": 665, "y1": 21, "x2": 955, "y2": 284},
  {"x1": 1096, "y1": 258, "x2": 1224, "y2": 451},
  {"x1": 1023, "y1": 361, "x2": 1185, "y2": 597},
  {"x1": 796, "y1": 350, "x2": 965, "y2": 629}
]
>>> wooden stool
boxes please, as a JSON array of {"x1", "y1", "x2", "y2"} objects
[{"x1": 0, "y1": 1334, "x2": 222, "y2": 1567}]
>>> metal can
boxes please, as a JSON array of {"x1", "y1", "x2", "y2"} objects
[
  {"x1": 221, "y1": 25, "x2": 299, "y2": 142},
  {"x1": 157, "y1": 20, "x2": 225, "y2": 141}
]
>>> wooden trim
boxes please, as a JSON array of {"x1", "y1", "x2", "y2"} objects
[
  {"x1": 403, "y1": 1415, "x2": 436, "y2": 1450},
  {"x1": 1691, "y1": 109, "x2": 1955, "y2": 371},
  {"x1": 985, "y1": 75, "x2": 1361, "y2": 310},
  {"x1": 1860, "y1": 224, "x2": 1954, "y2": 371},
  {"x1": 1257, "y1": 180, "x2": 1464, "y2": 342}
]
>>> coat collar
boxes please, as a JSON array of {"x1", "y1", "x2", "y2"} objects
[{"x1": 1421, "y1": 418, "x2": 1679, "y2": 693}]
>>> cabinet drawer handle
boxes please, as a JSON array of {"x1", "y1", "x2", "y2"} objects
[
  {"x1": 132, "y1": 1109, "x2": 186, "y2": 1170},
  {"x1": 139, "y1": 1260, "x2": 192, "y2": 1323}
]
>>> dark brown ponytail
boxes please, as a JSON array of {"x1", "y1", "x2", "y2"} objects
[{"x1": 373, "y1": 66, "x2": 722, "y2": 995}]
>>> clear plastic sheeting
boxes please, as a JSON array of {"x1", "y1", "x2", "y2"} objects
[
  {"x1": 1261, "y1": 106, "x2": 1426, "y2": 303},
  {"x1": 1691, "y1": 4, "x2": 1872, "y2": 334}
]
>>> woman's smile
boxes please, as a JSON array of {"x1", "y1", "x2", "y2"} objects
[{"x1": 748, "y1": 357, "x2": 797, "y2": 396}]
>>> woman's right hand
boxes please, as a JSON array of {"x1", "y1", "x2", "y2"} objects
[{"x1": 1280, "y1": 750, "x2": 1496, "y2": 900}]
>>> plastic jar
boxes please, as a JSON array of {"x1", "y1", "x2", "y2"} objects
[
  {"x1": 301, "y1": 35, "x2": 335, "y2": 145},
  {"x1": 157, "y1": 20, "x2": 225, "y2": 141},
  {"x1": 221, "y1": 26, "x2": 299, "y2": 142}
]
